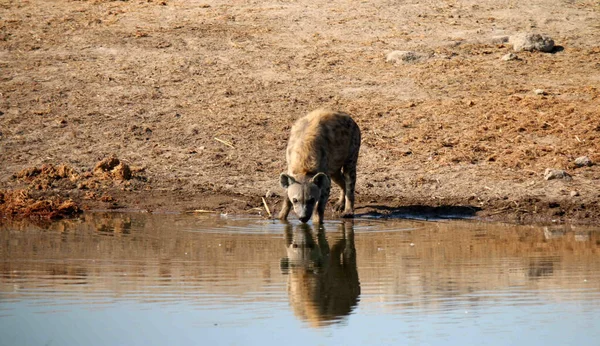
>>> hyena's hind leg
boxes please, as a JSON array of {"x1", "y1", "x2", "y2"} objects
[
  {"x1": 279, "y1": 198, "x2": 292, "y2": 220},
  {"x1": 330, "y1": 170, "x2": 346, "y2": 213}
]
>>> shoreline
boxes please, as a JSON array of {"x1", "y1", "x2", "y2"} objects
[{"x1": 3, "y1": 186, "x2": 598, "y2": 225}]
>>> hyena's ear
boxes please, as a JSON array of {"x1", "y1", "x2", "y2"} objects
[
  {"x1": 310, "y1": 172, "x2": 330, "y2": 190},
  {"x1": 280, "y1": 173, "x2": 296, "y2": 189}
]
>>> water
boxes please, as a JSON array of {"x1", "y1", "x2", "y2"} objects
[{"x1": 1, "y1": 213, "x2": 599, "y2": 345}]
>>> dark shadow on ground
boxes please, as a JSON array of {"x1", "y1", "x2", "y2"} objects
[
  {"x1": 355, "y1": 205, "x2": 481, "y2": 221},
  {"x1": 550, "y1": 45, "x2": 564, "y2": 54}
]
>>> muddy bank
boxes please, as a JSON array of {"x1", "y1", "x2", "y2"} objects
[{"x1": 2, "y1": 159, "x2": 599, "y2": 224}]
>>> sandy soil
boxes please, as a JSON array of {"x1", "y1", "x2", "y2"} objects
[{"x1": 0, "y1": 0, "x2": 599, "y2": 223}]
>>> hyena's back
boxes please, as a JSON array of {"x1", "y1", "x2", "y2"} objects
[{"x1": 286, "y1": 109, "x2": 361, "y2": 176}]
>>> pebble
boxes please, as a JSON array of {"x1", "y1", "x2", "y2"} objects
[
  {"x1": 570, "y1": 191, "x2": 580, "y2": 197},
  {"x1": 501, "y1": 53, "x2": 519, "y2": 61},
  {"x1": 491, "y1": 35, "x2": 509, "y2": 44},
  {"x1": 265, "y1": 189, "x2": 279, "y2": 198},
  {"x1": 533, "y1": 89, "x2": 547, "y2": 95},
  {"x1": 509, "y1": 33, "x2": 555, "y2": 52},
  {"x1": 544, "y1": 168, "x2": 572, "y2": 181},
  {"x1": 386, "y1": 50, "x2": 427, "y2": 64},
  {"x1": 574, "y1": 156, "x2": 593, "y2": 167}
]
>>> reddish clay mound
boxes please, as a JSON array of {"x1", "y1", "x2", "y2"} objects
[
  {"x1": 2, "y1": 157, "x2": 145, "y2": 219},
  {"x1": 0, "y1": 190, "x2": 81, "y2": 219}
]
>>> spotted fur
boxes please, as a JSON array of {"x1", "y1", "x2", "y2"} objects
[{"x1": 279, "y1": 109, "x2": 361, "y2": 223}]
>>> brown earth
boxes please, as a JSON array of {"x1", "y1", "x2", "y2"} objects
[{"x1": 0, "y1": 0, "x2": 599, "y2": 223}]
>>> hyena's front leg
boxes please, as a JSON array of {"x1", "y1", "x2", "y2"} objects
[
  {"x1": 342, "y1": 165, "x2": 356, "y2": 218},
  {"x1": 279, "y1": 198, "x2": 292, "y2": 220},
  {"x1": 313, "y1": 185, "x2": 331, "y2": 224}
]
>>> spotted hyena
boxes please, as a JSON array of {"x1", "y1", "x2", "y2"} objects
[{"x1": 279, "y1": 109, "x2": 361, "y2": 224}]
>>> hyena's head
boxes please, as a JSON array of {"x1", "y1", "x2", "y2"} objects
[
  {"x1": 280, "y1": 172, "x2": 330, "y2": 223},
  {"x1": 281, "y1": 223, "x2": 323, "y2": 269}
]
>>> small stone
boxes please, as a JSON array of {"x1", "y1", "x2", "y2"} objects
[
  {"x1": 509, "y1": 33, "x2": 555, "y2": 52},
  {"x1": 533, "y1": 89, "x2": 547, "y2": 95},
  {"x1": 386, "y1": 50, "x2": 427, "y2": 64},
  {"x1": 574, "y1": 156, "x2": 592, "y2": 167},
  {"x1": 501, "y1": 53, "x2": 519, "y2": 61},
  {"x1": 265, "y1": 190, "x2": 279, "y2": 198},
  {"x1": 570, "y1": 190, "x2": 580, "y2": 197},
  {"x1": 544, "y1": 168, "x2": 572, "y2": 181},
  {"x1": 491, "y1": 35, "x2": 509, "y2": 44}
]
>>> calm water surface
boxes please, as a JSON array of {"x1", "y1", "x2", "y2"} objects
[{"x1": 1, "y1": 213, "x2": 599, "y2": 345}]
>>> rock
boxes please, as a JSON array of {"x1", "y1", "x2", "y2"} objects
[
  {"x1": 509, "y1": 33, "x2": 555, "y2": 52},
  {"x1": 501, "y1": 53, "x2": 519, "y2": 61},
  {"x1": 544, "y1": 168, "x2": 572, "y2": 181},
  {"x1": 491, "y1": 35, "x2": 509, "y2": 44},
  {"x1": 386, "y1": 50, "x2": 427, "y2": 64},
  {"x1": 265, "y1": 190, "x2": 279, "y2": 198},
  {"x1": 574, "y1": 156, "x2": 592, "y2": 167},
  {"x1": 570, "y1": 190, "x2": 580, "y2": 197},
  {"x1": 533, "y1": 89, "x2": 547, "y2": 95}
]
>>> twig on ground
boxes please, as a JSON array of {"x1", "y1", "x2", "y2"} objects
[
  {"x1": 262, "y1": 197, "x2": 272, "y2": 218},
  {"x1": 489, "y1": 206, "x2": 511, "y2": 215},
  {"x1": 214, "y1": 137, "x2": 235, "y2": 149}
]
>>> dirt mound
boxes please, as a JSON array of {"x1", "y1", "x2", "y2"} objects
[
  {"x1": 15, "y1": 158, "x2": 140, "y2": 190},
  {"x1": 15, "y1": 164, "x2": 79, "y2": 190},
  {"x1": 0, "y1": 190, "x2": 81, "y2": 219},
  {"x1": 93, "y1": 157, "x2": 132, "y2": 181},
  {"x1": 2, "y1": 157, "x2": 146, "y2": 218}
]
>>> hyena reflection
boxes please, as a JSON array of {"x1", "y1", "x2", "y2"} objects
[
  {"x1": 279, "y1": 109, "x2": 361, "y2": 224},
  {"x1": 280, "y1": 221, "x2": 360, "y2": 327}
]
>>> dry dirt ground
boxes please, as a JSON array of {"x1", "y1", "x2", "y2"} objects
[{"x1": 0, "y1": 0, "x2": 599, "y2": 223}]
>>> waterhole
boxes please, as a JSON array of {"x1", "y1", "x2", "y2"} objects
[{"x1": 1, "y1": 213, "x2": 599, "y2": 345}]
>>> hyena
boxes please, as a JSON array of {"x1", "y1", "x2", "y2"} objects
[{"x1": 279, "y1": 109, "x2": 361, "y2": 224}]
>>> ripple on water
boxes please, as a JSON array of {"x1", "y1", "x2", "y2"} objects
[{"x1": 1, "y1": 213, "x2": 600, "y2": 345}]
